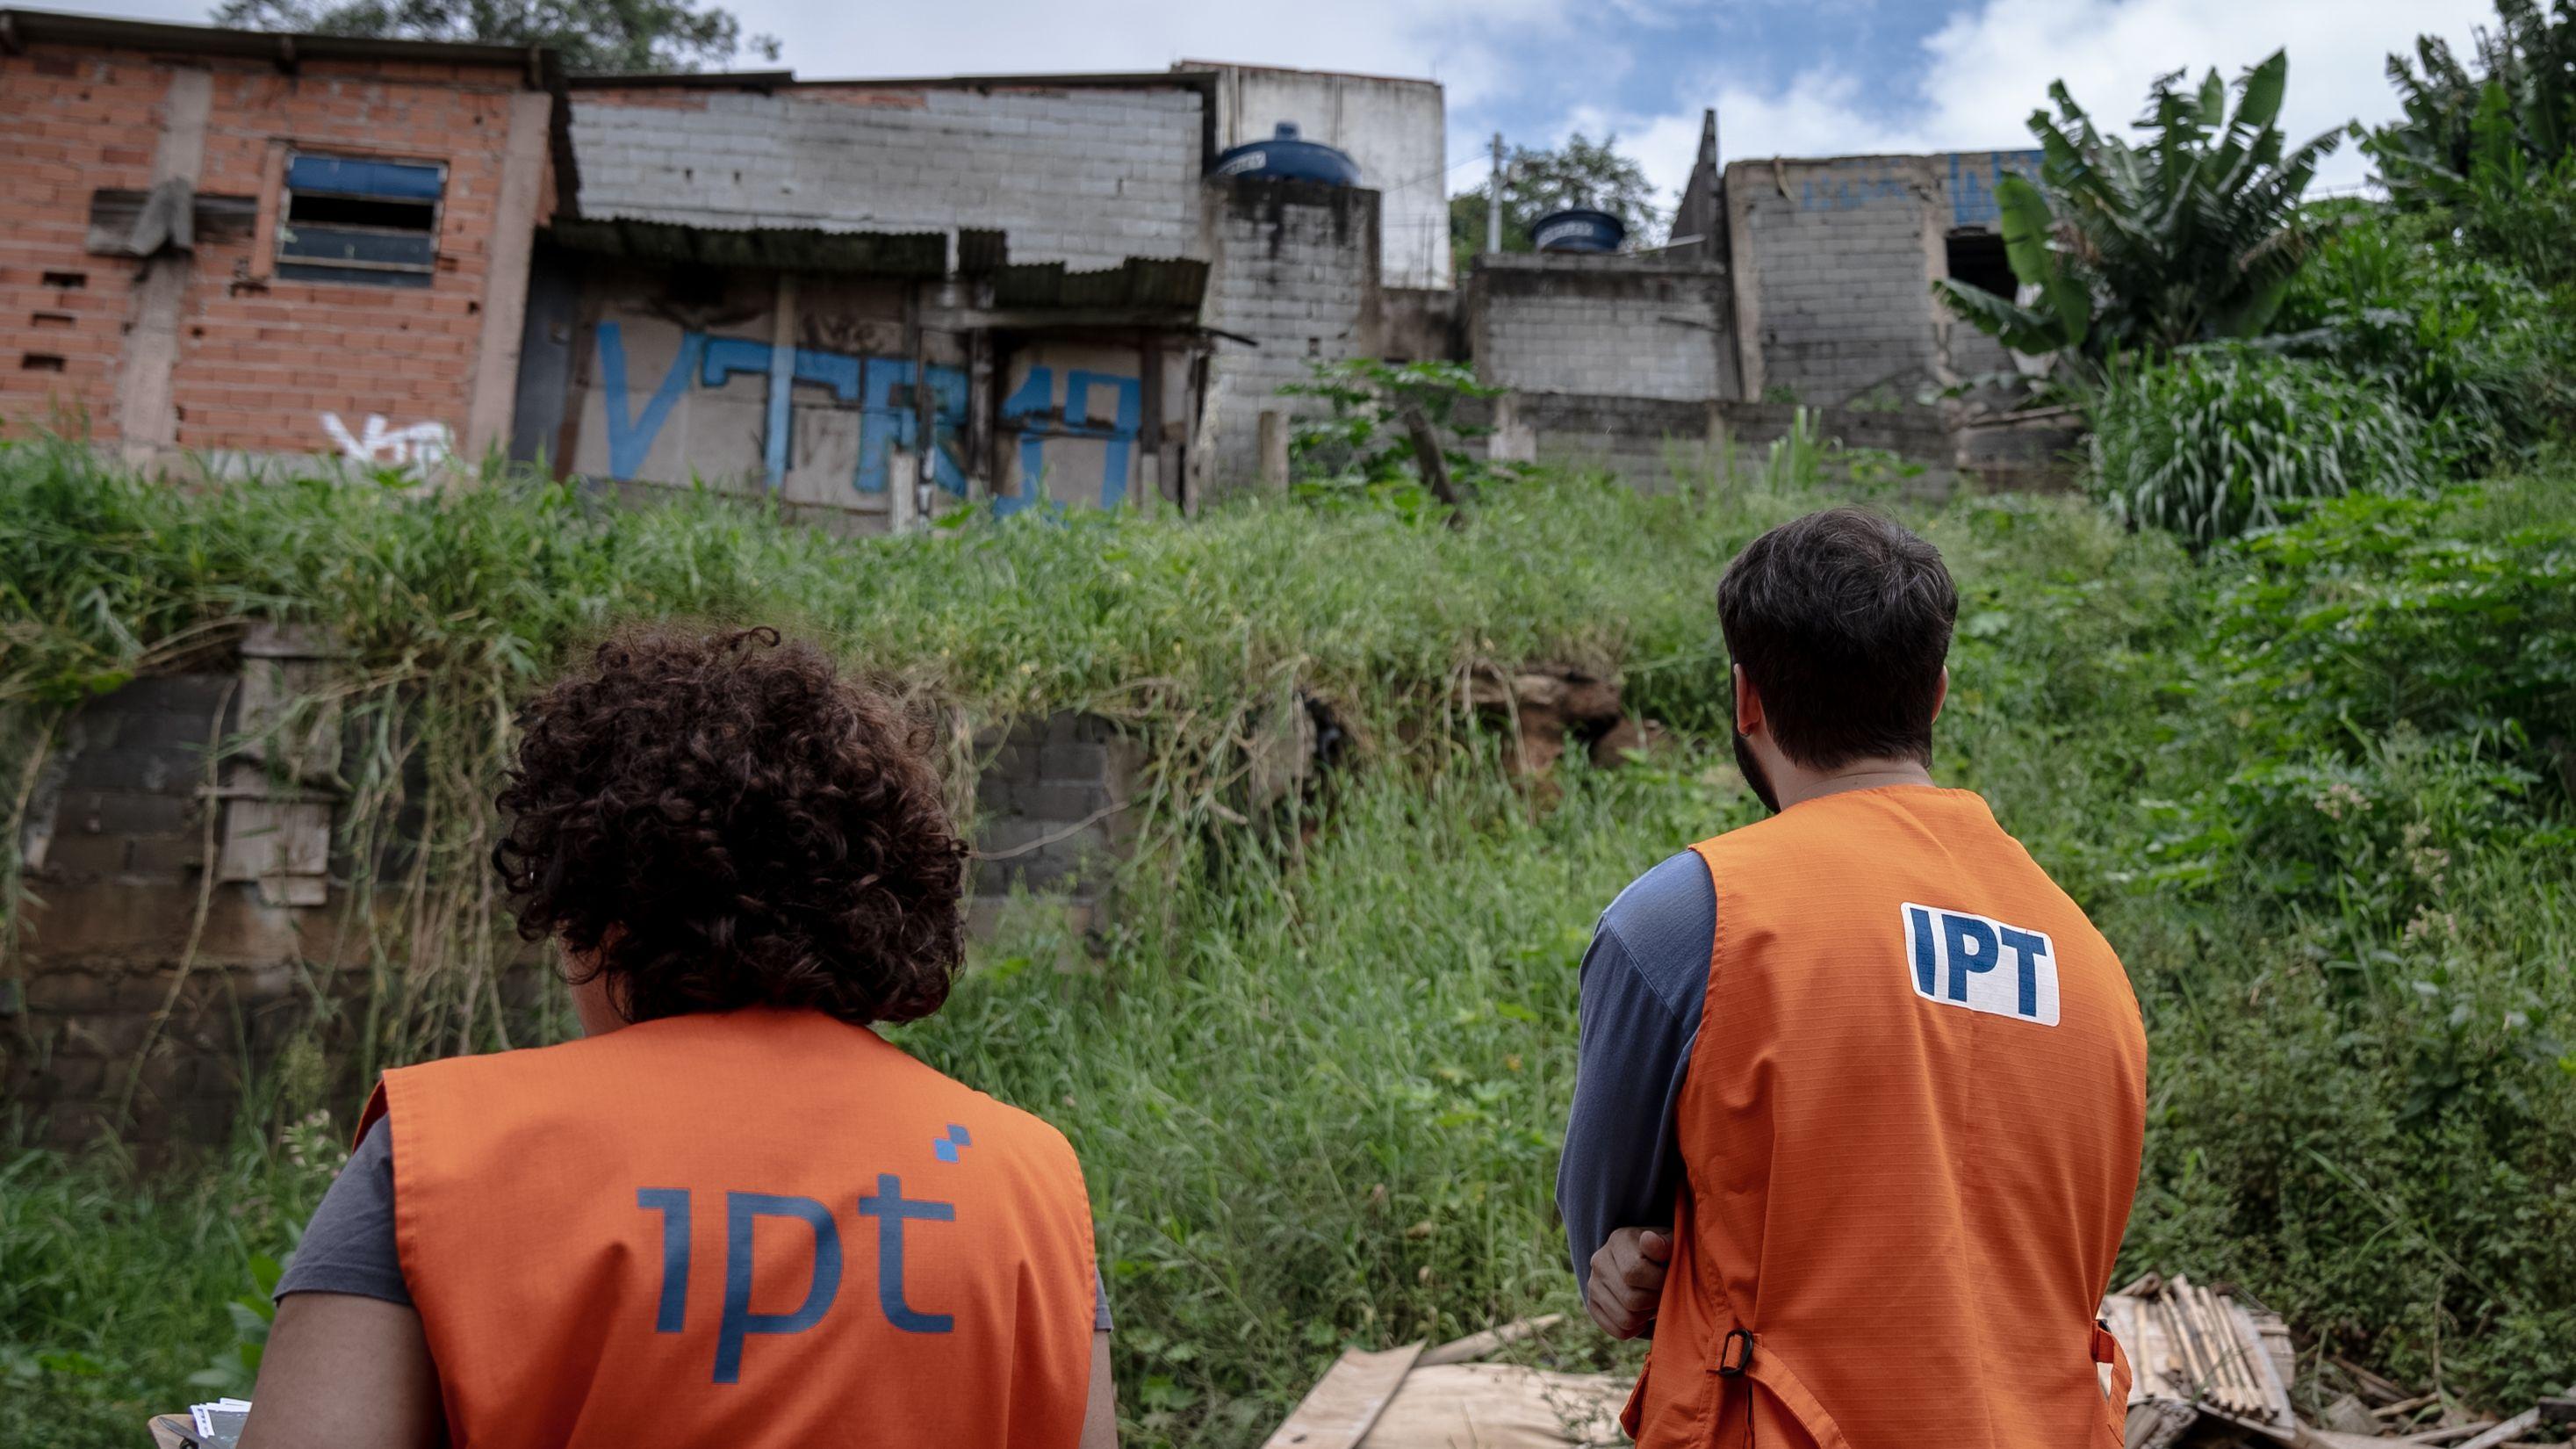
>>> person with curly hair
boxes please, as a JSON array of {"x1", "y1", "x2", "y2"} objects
[{"x1": 241, "y1": 626, "x2": 1117, "y2": 1449}]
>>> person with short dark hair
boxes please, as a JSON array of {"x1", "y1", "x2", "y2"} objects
[
  {"x1": 243, "y1": 627, "x2": 1117, "y2": 1449},
  {"x1": 1557, "y1": 508, "x2": 2148, "y2": 1448}
]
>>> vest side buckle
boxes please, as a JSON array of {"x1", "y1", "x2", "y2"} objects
[
  {"x1": 2090, "y1": 1322, "x2": 2119, "y2": 1364},
  {"x1": 1716, "y1": 1328, "x2": 1755, "y2": 1377}
]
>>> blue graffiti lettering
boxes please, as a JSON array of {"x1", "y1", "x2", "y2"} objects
[
  {"x1": 596, "y1": 326, "x2": 1130, "y2": 509},
  {"x1": 855, "y1": 358, "x2": 970, "y2": 497},
  {"x1": 595, "y1": 322, "x2": 702, "y2": 480},
  {"x1": 995, "y1": 365, "x2": 1145, "y2": 515}
]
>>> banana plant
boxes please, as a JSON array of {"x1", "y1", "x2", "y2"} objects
[{"x1": 1934, "y1": 50, "x2": 2341, "y2": 369}]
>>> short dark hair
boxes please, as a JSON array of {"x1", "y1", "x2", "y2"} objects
[
  {"x1": 1716, "y1": 507, "x2": 1957, "y2": 769},
  {"x1": 493, "y1": 626, "x2": 965, "y2": 1027}
]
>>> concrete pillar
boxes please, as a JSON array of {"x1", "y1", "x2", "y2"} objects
[
  {"x1": 116, "y1": 67, "x2": 211, "y2": 466},
  {"x1": 461, "y1": 90, "x2": 557, "y2": 471},
  {"x1": 1256, "y1": 409, "x2": 1289, "y2": 489}
]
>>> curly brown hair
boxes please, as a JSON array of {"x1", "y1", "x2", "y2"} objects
[{"x1": 493, "y1": 625, "x2": 964, "y2": 1027}]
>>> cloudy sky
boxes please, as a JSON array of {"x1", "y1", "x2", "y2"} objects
[{"x1": 95, "y1": 0, "x2": 2493, "y2": 201}]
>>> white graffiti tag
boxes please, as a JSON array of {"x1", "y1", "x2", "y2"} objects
[{"x1": 320, "y1": 413, "x2": 454, "y2": 472}]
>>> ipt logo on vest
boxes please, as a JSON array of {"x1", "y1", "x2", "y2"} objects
[
  {"x1": 1901, "y1": 903, "x2": 2062, "y2": 1026},
  {"x1": 633, "y1": 1138, "x2": 970, "y2": 1382}
]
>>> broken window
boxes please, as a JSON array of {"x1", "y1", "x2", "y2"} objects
[
  {"x1": 1943, "y1": 230, "x2": 2017, "y2": 300},
  {"x1": 276, "y1": 153, "x2": 443, "y2": 287}
]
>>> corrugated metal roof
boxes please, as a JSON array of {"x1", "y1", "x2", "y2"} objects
[
  {"x1": 993, "y1": 256, "x2": 1209, "y2": 310},
  {"x1": 545, "y1": 218, "x2": 949, "y2": 277}
]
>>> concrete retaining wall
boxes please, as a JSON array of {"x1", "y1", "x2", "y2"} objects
[{"x1": 4, "y1": 668, "x2": 1140, "y2": 1153}]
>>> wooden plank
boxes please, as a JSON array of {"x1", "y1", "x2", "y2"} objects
[
  {"x1": 1418, "y1": 1314, "x2": 1565, "y2": 1367},
  {"x1": 1262, "y1": 1343, "x2": 1426, "y2": 1449},
  {"x1": 2450, "y1": 1412, "x2": 2538, "y2": 1449}
]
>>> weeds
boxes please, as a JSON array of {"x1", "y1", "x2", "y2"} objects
[{"x1": 3, "y1": 447, "x2": 2572, "y2": 1445}]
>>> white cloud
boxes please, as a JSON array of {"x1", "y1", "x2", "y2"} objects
[
  {"x1": 1556, "y1": 0, "x2": 2495, "y2": 200},
  {"x1": 722, "y1": 0, "x2": 1576, "y2": 112}
]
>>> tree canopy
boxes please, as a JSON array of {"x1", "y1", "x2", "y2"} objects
[
  {"x1": 212, "y1": 0, "x2": 779, "y2": 74},
  {"x1": 1449, "y1": 132, "x2": 1665, "y2": 272}
]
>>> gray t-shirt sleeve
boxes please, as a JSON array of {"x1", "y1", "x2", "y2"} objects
[
  {"x1": 276, "y1": 1114, "x2": 411, "y2": 1306},
  {"x1": 278, "y1": 1112, "x2": 1116, "y2": 1331},
  {"x1": 1555, "y1": 848, "x2": 1715, "y2": 1293}
]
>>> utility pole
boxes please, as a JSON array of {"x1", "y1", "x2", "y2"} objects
[{"x1": 1487, "y1": 132, "x2": 1504, "y2": 254}]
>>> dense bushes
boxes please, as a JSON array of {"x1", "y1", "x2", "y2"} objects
[
  {"x1": 5, "y1": 452, "x2": 2573, "y2": 1444},
  {"x1": 2086, "y1": 350, "x2": 2431, "y2": 544}
]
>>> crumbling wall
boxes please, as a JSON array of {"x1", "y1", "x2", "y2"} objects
[
  {"x1": 1198, "y1": 176, "x2": 1383, "y2": 490},
  {"x1": 1727, "y1": 155, "x2": 1946, "y2": 408},
  {"x1": 1469, "y1": 252, "x2": 1734, "y2": 402},
  {"x1": 4, "y1": 673, "x2": 1143, "y2": 1153},
  {"x1": 1934, "y1": 150, "x2": 2046, "y2": 387},
  {"x1": 569, "y1": 83, "x2": 1207, "y2": 272}
]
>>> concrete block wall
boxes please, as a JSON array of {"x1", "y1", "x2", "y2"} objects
[
  {"x1": 1729, "y1": 155, "x2": 1945, "y2": 408},
  {"x1": 0, "y1": 40, "x2": 550, "y2": 468},
  {"x1": 1471, "y1": 391, "x2": 1953, "y2": 492},
  {"x1": 4, "y1": 672, "x2": 349, "y2": 1152},
  {"x1": 969, "y1": 712, "x2": 1141, "y2": 939},
  {"x1": 6, "y1": 676, "x2": 1141, "y2": 1150},
  {"x1": 1198, "y1": 176, "x2": 1383, "y2": 488},
  {"x1": 1196, "y1": 61, "x2": 1450, "y2": 289},
  {"x1": 1471, "y1": 253, "x2": 1731, "y2": 402},
  {"x1": 569, "y1": 85, "x2": 1207, "y2": 272}
]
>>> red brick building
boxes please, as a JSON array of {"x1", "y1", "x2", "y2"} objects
[{"x1": 0, "y1": 10, "x2": 567, "y2": 471}]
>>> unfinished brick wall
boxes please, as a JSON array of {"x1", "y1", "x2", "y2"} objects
[
  {"x1": 1198, "y1": 175, "x2": 1383, "y2": 488},
  {"x1": 0, "y1": 37, "x2": 551, "y2": 468},
  {"x1": 0, "y1": 47, "x2": 155, "y2": 435},
  {"x1": 568, "y1": 82, "x2": 1207, "y2": 273},
  {"x1": 1727, "y1": 155, "x2": 1945, "y2": 408},
  {"x1": 4, "y1": 676, "x2": 1140, "y2": 1152},
  {"x1": 1470, "y1": 252, "x2": 1734, "y2": 402}
]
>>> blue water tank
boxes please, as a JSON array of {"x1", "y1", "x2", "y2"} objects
[
  {"x1": 1532, "y1": 207, "x2": 1627, "y2": 253},
  {"x1": 1210, "y1": 123, "x2": 1362, "y2": 185}
]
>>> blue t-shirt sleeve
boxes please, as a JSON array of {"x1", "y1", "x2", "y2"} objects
[
  {"x1": 275, "y1": 1115, "x2": 412, "y2": 1307},
  {"x1": 1555, "y1": 848, "x2": 1715, "y2": 1292}
]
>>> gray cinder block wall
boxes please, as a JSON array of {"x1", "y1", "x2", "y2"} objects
[
  {"x1": 1727, "y1": 155, "x2": 1947, "y2": 408},
  {"x1": 569, "y1": 83, "x2": 1210, "y2": 272},
  {"x1": 1198, "y1": 176, "x2": 1384, "y2": 489},
  {"x1": 1469, "y1": 252, "x2": 1737, "y2": 402}
]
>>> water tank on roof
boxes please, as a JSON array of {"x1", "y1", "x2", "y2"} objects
[
  {"x1": 1211, "y1": 123, "x2": 1362, "y2": 185},
  {"x1": 1532, "y1": 207, "x2": 1626, "y2": 253}
]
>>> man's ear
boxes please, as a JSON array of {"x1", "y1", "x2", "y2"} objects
[
  {"x1": 1733, "y1": 662, "x2": 1764, "y2": 737},
  {"x1": 1931, "y1": 666, "x2": 1949, "y2": 724}
]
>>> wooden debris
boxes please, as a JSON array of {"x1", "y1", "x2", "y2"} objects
[
  {"x1": 2450, "y1": 1417, "x2": 2537, "y2": 1449},
  {"x1": 2404, "y1": 1423, "x2": 2501, "y2": 1445},
  {"x1": 1417, "y1": 1314, "x2": 1565, "y2": 1368},
  {"x1": 2103, "y1": 1271, "x2": 2300, "y2": 1448},
  {"x1": 1262, "y1": 1343, "x2": 1425, "y2": 1449}
]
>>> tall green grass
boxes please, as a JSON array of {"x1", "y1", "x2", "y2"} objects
[{"x1": 4, "y1": 446, "x2": 2572, "y2": 1446}]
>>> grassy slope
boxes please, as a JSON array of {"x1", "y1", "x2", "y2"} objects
[{"x1": 3, "y1": 450, "x2": 2570, "y2": 1446}]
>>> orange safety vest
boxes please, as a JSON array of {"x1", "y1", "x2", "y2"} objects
[
  {"x1": 1621, "y1": 786, "x2": 2146, "y2": 1449},
  {"x1": 356, "y1": 1007, "x2": 1097, "y2": 1449}
]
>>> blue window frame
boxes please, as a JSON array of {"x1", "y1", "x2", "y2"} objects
[{"x1": 277, "y1": 152, "x2": 445, "y2": 287}]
